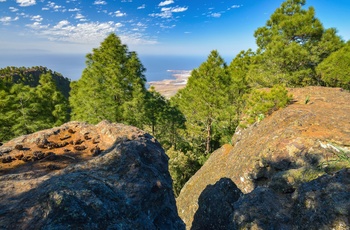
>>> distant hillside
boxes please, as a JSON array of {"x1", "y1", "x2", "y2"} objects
[{"x1": 0, "y1": 66, "x2": 71, "y2": 98}]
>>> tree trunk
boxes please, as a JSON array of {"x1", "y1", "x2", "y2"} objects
[
  {"x1": 206, "y1": 118, "x2": 212, "y2": 154},
  {"x1": 151, "y1": 121, "x2": 155, "y2": 136}
]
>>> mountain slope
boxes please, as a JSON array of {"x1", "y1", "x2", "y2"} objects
[{"x1": 0, "y1": 66, "x2": 71, "y2": 98}]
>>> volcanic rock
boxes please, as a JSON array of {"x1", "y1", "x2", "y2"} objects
[
  {"x1": 0, "y1": 121, "x2": 184, "y2": 229},
  {"x1": 177, "y1": 86, "x2": 350, "y2": 229}
]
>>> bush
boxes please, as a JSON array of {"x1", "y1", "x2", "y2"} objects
[
  {"x1": 240, "y1": 84, "x2": 292, "y2": 127},
  {"x1": 166, "y1": 148, "x2": 202, "y2": 197},
  {"x1": 316, "y1": 42, "x2": 350, "y2": 90}
]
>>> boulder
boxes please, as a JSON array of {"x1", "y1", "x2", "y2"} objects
[
  {"x1": 191, "y1": 178, "x2": 242, "y2": 230},
  {"x1": 230, "y1": 169, "x2": 350, "y2": 229},
  {"x1": 177, "y1": 87, "x2": 350, "y2": 229},
  {"x1": 0, "y1": 121, "x2": 184, "y2": 229}
]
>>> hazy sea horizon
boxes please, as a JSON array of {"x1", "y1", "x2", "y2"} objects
[{"x1": 0, "y1": 53, "x2": 234, "y2": 82}]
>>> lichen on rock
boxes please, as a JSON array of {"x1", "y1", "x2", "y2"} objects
[
  {"x1": 0, "y1": 121, "x2": 184, "y2": 229},
  {"x1": 177, "y1": 87, "x2": 350, "y2": 229}
]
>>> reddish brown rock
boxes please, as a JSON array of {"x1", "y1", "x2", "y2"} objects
[
  {"x1": 0, "y1": 121, "x2": 184, "y2": 229},
  {"x1": 177, "y1": 87, "x2": 350, "y2": 229}
]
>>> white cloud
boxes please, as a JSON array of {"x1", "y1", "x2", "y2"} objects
[
  {"x1": 0, "y1": 0, "x2": 7, "y2": 2},
  {"x1": 0, "y1": 17, "x2": 12, "y2": 23},
  {"x1": 137, "y1": 4, "x2": 145, "y2": 10},
  {"x1": 171, "y1": 7, "x2": 187, "y2": 13},
  {"x1": 131, "y1": 22, "x2": 147, "y2": 32},
  {"x1": 9, "y1": 7, "x2": 19, "y2": 12},
  {"x1": 158, "y1": 0, "x2": 173, "y2": 7},
  {"x1": 68, "y1": 8, "x2": 80, "y2": 12},
  {"x1": 46, "y1": 1, "x2": 65, "y2": 12},
  {"x1": 150, "y1": 6, "x2": 188, "y2": 19},
  {"x1": 31, "y1": 15, "x2": 43, "y2": 22},
  {"x1": 211, "y1": 13, "x2": 221, "y2": 18},
  {"x1": 0, "y1": 16, "x2": 19, "y2": 24},
  {"x1": 54, "y1": 20, "x2": 70, "y2": 29},
  {"x1": 16, "y1": 0, "x2": 36, "y2": 7},
  {"x1": 27, "y1": 20, "x2": 123, "y2": 44},
  {"x1": 26, "y1": 21, "x2": 48, "y2": 29},
  {"x1": 93, "y1": 0, "x2": 106, "y2": 5},
  {"x1": 159, "y1": 23, "x2": 175, "y2": 29},
  {"x1": 114, "y1": 10, "x2": 126, "y2": 17},
  {"x1": 149, "y1": 11, "x2": 171, "y2": 19},
  {"x1": 231, "y1": 5, "x2": 242, "y2": 9},
  {"x1": 25, "y1": 20, "x2": 157, "y2": 48},
  {"x1": 75, "y1": 13, "x2": 85, "y2": 20}
]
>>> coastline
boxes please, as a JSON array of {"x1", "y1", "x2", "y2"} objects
[{"x1": 148, "y1": 70, "x2": 191, "y2": 98}]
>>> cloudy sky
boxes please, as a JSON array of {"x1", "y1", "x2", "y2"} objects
[
  {"x1": 0, "y1": 0, "x2": 349, "y2": 80},
  {"x1": 1, "y1": 0, "x2": 349, "y2": 57}
]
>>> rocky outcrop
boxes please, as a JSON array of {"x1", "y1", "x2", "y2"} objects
[
  {"x1": 177, "y1": 87, "x2": 350, "y2": 229},
  {"x1": 0, "y1": 121, "x2": 184, "y2": 229},
  {"x1": 191, "y1": 178, "x2": 242, "y2": 230},
  {"x1": 189, "y1": 169, "x2": 350, "y2": 229},
  {"x1": 230, "y1": 169, "x2": 350, "y2": 229}
]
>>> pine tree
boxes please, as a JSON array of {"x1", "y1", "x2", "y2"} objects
[
  {"x1": 144, "y1": 88, "x2": 166, "y2": 135},
  {"x1": 316, "y1": 41, "x2": 350, "y2": 90},
  {"x1": 69, "y1": 33, "x2": 147, "y2": 124},
  {"x1": 0, "y1": 73, "x2": 69, "y2": 141},
  {"x1": 143, "y1": 87, "x2": 185, "y2": 149},
  {"x1": 249, "y1": 0, "x2": 344, "y2": 87},
  {"x1": 7, "y1": 84, "x2": 41, "y2": 137},
  {"x1": 35, "y1": 73, "x2": 69, "y2": 126},
  {"x1": 0, "y1": 85, "x2": 13, "y2": 141},
  {"x1": 228, "y1": 49, "x2": 255, "y2": 125},
  {"x1": 174, "y1": 50, "x2": 231, "y2": 154}
]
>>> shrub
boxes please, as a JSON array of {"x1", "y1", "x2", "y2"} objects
[
  {"x1": 166, "y1": 148, "x2": 201, "y2": 197},
  {"x1": 240, "y1": 84, "x2": 292, "y2": 126}
]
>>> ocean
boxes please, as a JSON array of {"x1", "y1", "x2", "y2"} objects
[{"x1": 0, "y1": 53, "x2": 233, "y2": 82}]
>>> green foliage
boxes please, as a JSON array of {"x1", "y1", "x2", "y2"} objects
[
  {"x1": 249, "y1": 0, "x2": 344, "y2": 87},
  {"x1": 304, "y1": 95, "x2": 310, "y2": 104},
  {"x1": 69, "y1": 33, "x2": 147, "y2": 124},
  {"x1": 0, "y1": 73, "x2": 69, "y2": 141},
  {"x1": 1, "y1": 0, "x2": 349, "y2": 196},
  {"x1": 240, "y1": 85, "x2": 292, "y2": 126},
  {"x1": 173, "y1": 50, "x2": 233, "y2": 154},
  {"x1": 0, "y1": 66, "x2": 71, "y2": 98},
  {"x1": 143, "y1": 87, "x2": 186, "y2": 149},
  {"x1": 122, "y1": 82, "x2": 147, "y2": 129},
  {"x1": 35, "y1": 73, "x2": 70, "y2": 126},
  {"x1": 316, "y1": 41, "x2": 350, "y2": 90},
  {"x1": 166, "y1": 148, "x2": 201, "y2": 197},
  {"x1": 227, "y1": 49, "x2": 255, "y2": 125}
]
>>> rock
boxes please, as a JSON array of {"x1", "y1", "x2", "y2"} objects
[
  {"x1": 177, "y1": 87, "x2": 350, "y2": 229},
  {"x1": 290, "y1": 168, "x2": 350, "y2": 229},
  {"x1": 191, "y1": 178, "x2": 243, "y2": 230},
  {"x1": 0, "y1": 121, "x2": 184, "y2": 229},
  {"x1": 229, "y1": 169, "x2": 350, "y2": 229},
  {"x1": 230, "y1": 187, "x2": 292, "y2": 229}
]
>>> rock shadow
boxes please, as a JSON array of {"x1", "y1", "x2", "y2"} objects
[
  {"x1": 191, "y1": 178, "x2": 242, "y2": 230},
  {"x1": 191, "y1": 153, "x2": 350, "y2": 229}
]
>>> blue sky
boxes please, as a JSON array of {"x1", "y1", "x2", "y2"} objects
[
  {"x1": 0, "y1": 0, "x2": 349, "y2": 80},
  {"x1": 1, "y1": 0, "x2": 349, "y2": 57}
]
